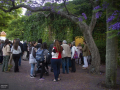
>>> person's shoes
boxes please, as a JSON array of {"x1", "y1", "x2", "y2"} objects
[
  {"x1": 5, "y1": 71, "x2": 9, "y2": 73},
  {"x1": 58, "y1": 78, "x2": 61, "y2": 81},
  {"x1": 30, "y1": 75, "x2": 35, "y2": 78},
  {"x1": 39, "y1": 78, "x2": 45, "y2": 80},
  {"x1": 52, "y1": 79, "x2": 57, "y2": 82},
  {"x1": 82, "y1": 67, "x2": 88, "y2": 69}
]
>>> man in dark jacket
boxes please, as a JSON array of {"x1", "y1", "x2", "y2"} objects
[
  {"x1": 49, "y1": 41, "x2": 54, "y2": 72},
  {"x1": 23, "y1": 40, "x2": 28, "y2": 61}
]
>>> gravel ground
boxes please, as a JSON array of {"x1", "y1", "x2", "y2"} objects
[{"x1": 0, "y1": 60, "x2": 120, "y2": 90}]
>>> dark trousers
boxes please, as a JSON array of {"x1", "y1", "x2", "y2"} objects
[
  {"x1": 80, "y1": 53, "x2": 84, "y2": 64},
  {"x1": 71, "y1": 59, "x2": 76, "y2": 72},
  {"x1": 40, "y1": 62, "x2": 46, "y2": 78},
  {"x1": 0, "y1": 56, "x2": 3, "y2": 63},
  {"x1": 12, "y1": 54, "x2": 20, "y2": 72},
  {"x1": 51, "y1": 59, "x2": 61, "y2": 80}
]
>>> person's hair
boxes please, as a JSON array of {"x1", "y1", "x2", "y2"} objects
[
  {"x1": 83, "y1": 41, "x2": 86, "y2": 44},
  {"x1": 42, "y1": 42, "x2": 47, "y2": 49},
  {"x1": 71, "y1": 41, "x2": 75, "y2": 46},
  {"x1": 13, "y1": 39, "x2": 19, "y2": 50},
  {"x1": 1, "y1": 40, "x2": 4, "y2": 44},
  {"x1": 30, "y1": 41, "x2": 36, "y2": 47},
  {"x1": 38, "y1": 39, "x2": 42, "y2": 44},
  {"x1": 54, "y1": 40, "x2": 62, "y2": 52},
  {"x1": 63, "y1": 40, "x2": 67, "y2": 44},
  {"x1": 78, "y1": 43, "x2": 81, "y2": 46},
  {"x1": 4, "y1": 39, "x2": 9, "y2": 47}
]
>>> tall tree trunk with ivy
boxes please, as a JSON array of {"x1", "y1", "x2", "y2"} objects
[{"x1": 105, "y1": 5, "x2": 118, "y2": 88}]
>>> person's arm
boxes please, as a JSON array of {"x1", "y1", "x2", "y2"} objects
[{"x1": 19, "y1": 46, "x2": 21, "y2": 54}]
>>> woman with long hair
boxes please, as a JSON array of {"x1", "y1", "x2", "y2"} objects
[
  {"x1": 2, "y1": 39, "x2": 11, "y2": 72},
  {"x1": 11, "y1": 39, "x2": 21, "y2": 72},
  {"x1": 29, "y1": 41, "x2": 37, "y2": 78},
  {"x1": 51, "y1": 40, "x2": 63, "y2": 82}
]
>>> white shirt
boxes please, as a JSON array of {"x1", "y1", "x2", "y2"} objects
[
  {"x1": 11, "y1": 46, "x2": 21, "y2": 54},
  {"x1": 71, "y1": 46, "x2": 78, "y2": 59}
]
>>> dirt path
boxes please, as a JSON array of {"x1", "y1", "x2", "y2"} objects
[{"x1": 0, "y1": 60, "x2": 120, "y2": 90}]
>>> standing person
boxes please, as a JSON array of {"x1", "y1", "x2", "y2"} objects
[
  {"x1": 0, "y1": 40, "x2": 4, "y2": 65},
  {"x1": 82, "y1": 41, "x2": 89, "y2": 69},
  {"x1": 39, "y1": 42, "x2": 49, "y2": 80},
  {"x1": 49, "y1": 41, "x2": 54, "y2": 72},
  {"x1": 61, "y1": 40, "x2": 71, "y2": 74},
  {"x1": 11, "y1": 39, "x2": 21, "y2": 72},
  {"x1": 29, "y1": 41, "x2": 37, "y2": 78},
  {"x1": 17, "y1": 39, "x2": 23, "y2": 66},
  {"x1": 77, "y1": 43, "x2": 83, "y2": 65},
  {"x1": 23, "y1": 40, "x2": 28, "y2": 61},
  {"x1": 2, "y1": 39, "x2": 11, "y2": 72},
  {"x1": 36, "y1": 39, "x2": 42, "y2": 49},
  {"x1": 51, "y1": 40, "x2": 63, "y2": 81},
  {"x1": 71, "y1": 41, "x2": 77, "y2": 72}
]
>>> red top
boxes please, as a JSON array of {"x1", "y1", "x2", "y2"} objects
[{"x1": 52, "y1": 47, "x2": 62, "y2": 59}]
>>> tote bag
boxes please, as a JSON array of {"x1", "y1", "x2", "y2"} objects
[
  {"x1": 29, "y1": 47, "x2": 37, "y2": 64},
  {"x1": 73, "y1": 47, "x2": 78, "y2": 59}
]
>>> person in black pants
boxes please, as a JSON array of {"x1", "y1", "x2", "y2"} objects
[
  {"x1": 12, "y1": 54, "x2": 20, "y2": 72},
  {"x1": 71, "y1": 41, "x2": 76, "y2": 72},
  {"x1": 11, "y1": 39, "x2": 21, "y2": 72}
]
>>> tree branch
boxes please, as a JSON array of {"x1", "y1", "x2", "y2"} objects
[
  {"x1": 11, "y1": 1, "x2": 15, "y2": 7},
  {"x1": 89, "y1": 12, "x2": 97, "y2": 33},
  {"x1": 89, "y1": 0, "x2": 100, "y2": 33},
  {"x1": 63, "y1": 0, "x2": 70, "y2": 15},
  {"x1": 0, "y1": 3, "x2": 88, "y2": 33}
]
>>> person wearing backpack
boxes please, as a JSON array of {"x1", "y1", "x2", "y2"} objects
[
  {"x1": 39, "y1": 42, "x2": 49, "y2": 80},
  {"x1": 36, "y1": 39, "x2": 42, "y2": 49},
  {"x1": 51, "y1": 40, "x2": 63, "y2": 82},
  {"x1": 29, "y1": 41, "x2": 37, "y2": 78}
]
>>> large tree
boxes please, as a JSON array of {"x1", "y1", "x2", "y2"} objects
[
  {"x1": 105, "y1": 0, "x2": 120, "y2": 88},
  {"x1": 0, "y1": 0, "x2": 101, "y2": 73}
]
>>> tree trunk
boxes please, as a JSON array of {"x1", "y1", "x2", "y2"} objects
[
  {"x1": 83, "y1": 29, "x2": 101, "y2": 74},
  {"x1": 105, "y1": 6, "x2": 118, "y2": 88}
]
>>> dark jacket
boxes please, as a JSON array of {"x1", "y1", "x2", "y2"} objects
[
  {"x1": 49, "y1": 43, "x2": 54, "y2": 56},
  {"x1": 36, "y1": 43, "x2": 42, "y2": 49},
  {"x1": 23, "y1": 42, "x2": 27, "y2": 52},
  {"x1": 19, "y1": 42, "x2": 23, "y2": 55}
]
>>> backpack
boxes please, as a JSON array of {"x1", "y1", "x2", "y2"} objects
[{"x1": 36, "y1": 48, "x2": 45, "y2": 62}]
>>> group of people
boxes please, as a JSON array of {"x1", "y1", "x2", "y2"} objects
[{"x1": 0, "y1": 38, "x2": 91, "y2": 82}]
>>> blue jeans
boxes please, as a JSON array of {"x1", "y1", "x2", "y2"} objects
[
  {"x1": 19, "y1": 55, "x2": 21, "y2": 66},
  {"x1": 51, "y1": 59, "x2": 61, "y2": 80},
  {"x1": 30, "y1": 63, "x2": 35, "y2": 76},
  {"x1": 62, "y1": 57, "x2": 69, "y2": 73}
]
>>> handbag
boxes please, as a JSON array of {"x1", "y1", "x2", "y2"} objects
[
  {"x1": 29, "y1": 47, "x2": 37, "y2": 64},
  {"x1": 73, "y1": 47, "x2": 78, "y2": 59}
]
